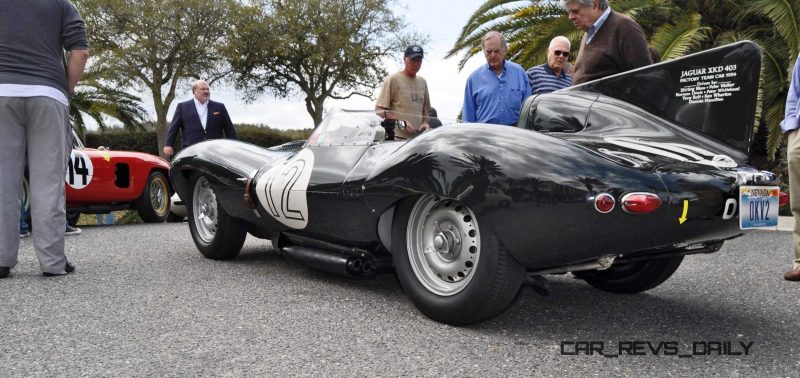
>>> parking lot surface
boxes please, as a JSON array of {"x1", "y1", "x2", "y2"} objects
[{"x1": 2, "y1": 223, "x2": 799, "y2": 376}]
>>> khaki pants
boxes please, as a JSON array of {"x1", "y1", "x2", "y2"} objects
[
  {"x1": 788, "y1": 129, "x2": 800, "y2": 269},
  {"x1": 0, "y1": 96, "x2": 70, "y2": 274}
]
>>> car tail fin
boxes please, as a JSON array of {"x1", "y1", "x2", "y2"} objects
[{"x1": 565, "y1": 41, "x2": 761, "y2": 156}]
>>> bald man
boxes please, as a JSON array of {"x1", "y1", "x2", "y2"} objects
[{"x1": 164, "y1": 80, "x2": 237, "y2": 156}]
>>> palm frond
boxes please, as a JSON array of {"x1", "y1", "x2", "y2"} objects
[
  {"x1": 69, "y1": 85, "x2": 149, "y2": 131},
  {"x1": 764, "y1": 99, "x2": 788, "y2": 159},
  {"x1": 746, "y1": 0, "x2": 800, "y2": 58},
  {"x1": 449, "y1": 0, "x2": 528, "y2": 55},
  {"x1": 613, "y1": 0, "x2": 671, "y2": 19},
  {"x1": 719, "y1": 30, "x2": 791, "y2": 159},
  {"x1": 447, "y1": 1, "x2": 562, "y2": 70},
  {"x1": 649, "y1": 13, "x2": 709, "y2": 61}
]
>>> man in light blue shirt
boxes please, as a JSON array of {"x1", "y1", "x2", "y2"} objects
[
  {"x1": 462, "y1": 31, "x2": 531, "y2": 126},
  {"x1": 782, "y1": 54, "x2": 800, "y2": 281}
]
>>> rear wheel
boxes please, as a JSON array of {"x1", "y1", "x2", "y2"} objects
[
  {"x1": 392, "y1": 195, "x2": 524, "y2": 325},
  {"x1": 576, "y1": 256, "x2": 684, "y2": 294},
  {"x1": 135, "y1": 171, "x2": 170, "y2": 223},
  {"x1": 188, "y1": 175, "x2": 246, "y2": 260}
]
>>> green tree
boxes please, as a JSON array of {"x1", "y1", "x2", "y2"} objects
[
  {"x1": 74, "y1": 0, "x2": 244, "y2": 157},
  {"x1": 449, "y1": 0, "x2": 799, "y2": 159},
  {"x1": 226, "y1": 0, "x2": 421, "y2": 126},
  {"x1": 739, "y1": 0, "x2": 800, "y2": 158}
]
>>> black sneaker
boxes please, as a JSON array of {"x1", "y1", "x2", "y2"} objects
[
  {"x1": 0, "y1": 266, "x2": 10, "y2": 279},
  {"x1": 43, "y1": 259, "x2": 76, "y2": 277},
  {"x1": 65, "y1": 225, "x2": 82, "y2": 236}
]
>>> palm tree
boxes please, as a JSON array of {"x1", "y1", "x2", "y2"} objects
[
  {"x1": 739, "y1": 0, "x2": 800, "y2": 157},
  {"x1": 446, "y1": 0, "x2": 566, "y2": 70},
  {"x1": 449, "y1": 0, "x2": 799, "y2": 159},
  {"x1": 69, "y1": 70, "x2": 149, "y2": 137}
]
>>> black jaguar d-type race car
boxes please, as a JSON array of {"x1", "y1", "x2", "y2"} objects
[{"x1": 169, "y1": 42, "x2": 780, "y2": 325}]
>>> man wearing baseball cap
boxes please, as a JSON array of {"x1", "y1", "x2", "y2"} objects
[{"x1": 375, "y1": 44, "x2": 431, "y2": 139}]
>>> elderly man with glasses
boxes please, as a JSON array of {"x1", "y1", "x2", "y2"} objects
[
  {"x1": 527, "y1": 36, "x2": 573, "y2": 95},
  {"x1": 562, "y1": 0, "x2": 652, "y2": 84}
]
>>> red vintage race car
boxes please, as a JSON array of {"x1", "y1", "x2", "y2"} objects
[{"x1": 24, "y1": 129, "x2": 172, "y2": 226}]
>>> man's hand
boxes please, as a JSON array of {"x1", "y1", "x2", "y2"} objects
[
  {"x1": 163, "y1": 146, "x2": 174, "y2": 156},
  {"x1": 418, "y1": 122, "x2": 430, "y2": 132},
  {"x1": 379, "y1": 110, "x2": 397, "y2": 120}
]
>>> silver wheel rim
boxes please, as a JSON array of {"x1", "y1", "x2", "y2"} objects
[
  {"x1": 406, "y1": 195, "x2": 480, "y2": 296},
  {"x1": 192, "y1": 176, "x2": 217, "y2": 243}
]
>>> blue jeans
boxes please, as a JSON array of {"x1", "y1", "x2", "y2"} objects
[
  {"x1": 20, "y1": 203, "x2": 29, "y2": 234},
  {"x1": 96, "y1": 212, "x2": 114, "y2": 225}
]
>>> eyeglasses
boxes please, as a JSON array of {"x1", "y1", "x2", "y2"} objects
[{"x1": 553, "y1": 50, "x2": 570, "y2": 58}]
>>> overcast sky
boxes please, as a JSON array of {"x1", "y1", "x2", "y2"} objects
[{"x1": 141, "y1": 0, "x2": 493, "y2": 131}]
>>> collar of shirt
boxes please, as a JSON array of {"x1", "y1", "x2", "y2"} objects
[
  {"x1": 543, "y1": 63, "x2": 567, "y2": 79},
  {"x1": 193, "y1": 98, "x2": 209, "y2": 129},
  {"x1": 194, "y1": 98, "x2": 209, "y2": 108},
  {"x1": 586, "y1": 7, "x2": 612, "y2": 44},
  {"x1": 485, "y1": 61, "x2": 507, "y2": 77}
]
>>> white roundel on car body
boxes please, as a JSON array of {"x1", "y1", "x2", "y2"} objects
[
  {"x1": 65, "y1": 150, "x2": 94, "y2": 189},
  {"x1": 254, "y1": 148, "x2": 314, "y2": 229}
]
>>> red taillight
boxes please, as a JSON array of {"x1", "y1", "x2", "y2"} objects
[
  {"x1": 621, "y1": 192, "x2": 662, "y2": 214},
  {"x1": 594, "y1": 193, "x2": 615, "y2": 213},
  {"x1": 780, "y1": 192, "x2": 790, "y2": 207}
]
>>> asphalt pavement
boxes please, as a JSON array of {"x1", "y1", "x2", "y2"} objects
[{"x1": 2, "y1": 221, "x2": 799, "y2": 376}]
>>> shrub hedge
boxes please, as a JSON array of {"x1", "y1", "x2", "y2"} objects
[{"x1": 83, "y1": 124, "x2": 313, "y2": 155}]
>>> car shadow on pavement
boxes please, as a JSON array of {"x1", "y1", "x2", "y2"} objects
[{"x1": 197, "y1": 240, "x2": 795, "y2": 363}]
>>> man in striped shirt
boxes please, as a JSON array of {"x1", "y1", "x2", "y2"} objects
[{"x1": 526, "y1": 36, "x2": 573, "y2": 95}]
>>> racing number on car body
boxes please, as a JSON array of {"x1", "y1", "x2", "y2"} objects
[
  {"x1": 254, "y1": 149, "x2": 314, "y2": 229},
  {"x1": 65, "y1": 150, "x2": 94, "y2": 189},
  {"x1": 266, "y1": 162, "x2": 305, "y2": 220}
]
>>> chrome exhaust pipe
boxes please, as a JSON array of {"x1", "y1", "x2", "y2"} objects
[{"x1": 527, "y1": 255, "x2": 617, "y2": 276}]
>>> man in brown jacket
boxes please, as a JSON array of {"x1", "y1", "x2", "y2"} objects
[{"x1": 561, "y1": 0, "x2": 652, "y2": 85}]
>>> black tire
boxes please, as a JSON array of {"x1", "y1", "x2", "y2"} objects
[
  {"x1": 166, "y1": 212, "x2": 185, "y2": 223},
  {"x1": 577, "y1": 256, "x2": 684, "y2": 294},
  {"x1": 187, "y1": 175, "x2": 246, "y2": 260},
  {"x1": 135, "y1": 171, "x2": 170, "y2": 223},
  {"x1": 392, "y1": 195, "x2": 524, "y2": 326}
]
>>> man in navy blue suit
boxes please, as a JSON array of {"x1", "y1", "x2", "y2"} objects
[{"x1": 163, "y1": 80, "x2": 237, "y2": 156}]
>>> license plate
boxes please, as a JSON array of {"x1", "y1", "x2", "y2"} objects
[{"x1": 739, "y1": 186, "x2": 780, "y2": 229}]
